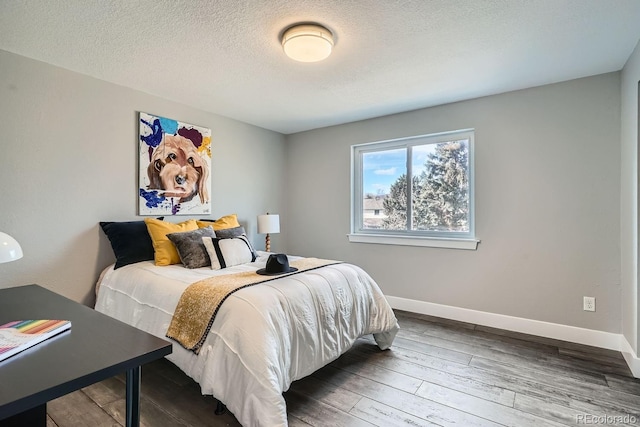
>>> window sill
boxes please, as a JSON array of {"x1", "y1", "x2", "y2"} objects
[{"x1": 347, "y1": 233, "x2": 480, "y2": 250}]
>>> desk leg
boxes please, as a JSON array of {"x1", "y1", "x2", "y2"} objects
[
  {"x1": 0, "y1": 403, "x2": 46, "y2": 426},
  {"x1": 126, "y1": 366, "x2": 141, "y2": 427}
]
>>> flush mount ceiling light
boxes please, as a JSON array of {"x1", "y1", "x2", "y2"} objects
[{"x1": 282, "y1": 24, "x2": 334, "y2": 63}]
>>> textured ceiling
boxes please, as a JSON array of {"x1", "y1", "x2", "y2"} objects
[{"x1": 1, "y1": 0, "x2": 640, "y2": 134}]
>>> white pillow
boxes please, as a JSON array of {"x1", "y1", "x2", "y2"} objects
[{"x1": 202, "y1": 235, "x2": 256, "y2": 270}]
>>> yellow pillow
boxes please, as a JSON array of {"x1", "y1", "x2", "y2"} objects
[
  {"x1": 144, "y1": 218, "x2": 198, "y2": 266},
  {"x1": 197, "y1": 213, "x2": 240, "y2": 231}
]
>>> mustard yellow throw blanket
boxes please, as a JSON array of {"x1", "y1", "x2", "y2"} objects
[{"x1": 166, "y1": 258, "x2": 341, "y2": 353}]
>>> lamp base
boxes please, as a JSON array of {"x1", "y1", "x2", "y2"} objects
[{"x1": 265, "y1": 234, "x2": 271, "y2": 252}]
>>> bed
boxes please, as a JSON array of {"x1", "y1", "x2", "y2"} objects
[{"x1": 94, "y1": 251, "x2": 399, "y2": 427}]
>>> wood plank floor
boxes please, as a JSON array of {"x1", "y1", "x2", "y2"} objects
[{"x1": 45, "y1": 310, "x2": 640, "y2": 426}]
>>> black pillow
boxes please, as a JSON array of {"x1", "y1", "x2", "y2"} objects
[{"x1": 100, "y1": 218, "x2": 163, "y2": 269}]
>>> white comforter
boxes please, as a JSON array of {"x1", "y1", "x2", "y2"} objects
[{"x1": 94, "y1": 252, "x2": 399, "y2": 427}]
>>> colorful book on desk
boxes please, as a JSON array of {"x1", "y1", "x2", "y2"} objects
[{"x1": 0, "y1": 320, "x2": 71, "y2": 362}]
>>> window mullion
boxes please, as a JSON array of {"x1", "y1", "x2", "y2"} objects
[{"x1": 406, "y1": 145, "x2": 413, "y2": 230}]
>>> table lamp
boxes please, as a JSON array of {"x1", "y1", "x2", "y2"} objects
[
  {"x1": 0, "y1": 232, "x2": 23, "y2": 263},
  {"x1": 257, "y1": 214, "x2": 280, "y2": 252}
]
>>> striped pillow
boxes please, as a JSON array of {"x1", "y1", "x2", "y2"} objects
[{"x1": 202, "y1": 235, "x2": 256, "y2": 270}]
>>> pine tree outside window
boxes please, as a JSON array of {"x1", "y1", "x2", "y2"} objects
[{"x1": 350, "y1": 129, "x2": 478, "y2": 250}]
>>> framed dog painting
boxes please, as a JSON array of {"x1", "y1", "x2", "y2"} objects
[{"x1": 139, "y1": 112, "x2": 212, "y2": 215}]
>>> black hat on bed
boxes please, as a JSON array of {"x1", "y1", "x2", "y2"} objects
[{"x1": 256, "y1": 254, "x2": 298, "y2": 276}]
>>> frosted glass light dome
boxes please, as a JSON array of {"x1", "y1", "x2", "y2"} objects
[{"x1": 282, "y1": 24, "x2": 334, "y2": 63}]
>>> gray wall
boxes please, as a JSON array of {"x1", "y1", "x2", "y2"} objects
[
  {"x1": 285, "y1": 73, "x2": 622, "y2": 333},
  {"x1": 0, "y1": 50, "x2": 287, "y2": 305},
  {"x1": 621, "y1": 39, "x2": 640, "y2": 352},
  {"x1": 0, "y1": 47, "x2": 628, "y2": 337}
]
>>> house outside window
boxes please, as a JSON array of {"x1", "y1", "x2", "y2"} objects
[{"x1": 350, "y1": 129, "x2": 478, "y2": 250}]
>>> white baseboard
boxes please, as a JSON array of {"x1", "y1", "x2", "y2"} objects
[
  {"x1": 386, "y1": 295, "x2": 623, "y2": 352},
  {"x1": 620, "y1": 336, "x2": 640, "y2": 377}
]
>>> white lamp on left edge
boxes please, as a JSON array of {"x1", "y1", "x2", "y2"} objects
[{"x1": 0, "y1": 232, "x2": 23, "y2": 263}]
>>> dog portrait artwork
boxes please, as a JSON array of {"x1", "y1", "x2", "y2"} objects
[
  {"x1": 139, "y1": 112, "x2": 212, "y2": 215},
  {"x1": 147, "y1": 134, "x2": 209, "y2": 204}
]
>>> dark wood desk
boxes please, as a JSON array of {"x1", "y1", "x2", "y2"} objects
[{"x1": 0, "y1": 284, "x2": 172, "y2": 427}]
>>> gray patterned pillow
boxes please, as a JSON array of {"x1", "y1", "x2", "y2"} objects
[
  {"x1": 167, "y1": 226, "x2": 216, "y2": 268},
  {"x1": 213, "y1": 226, "x2": 246, "y2": 239}
]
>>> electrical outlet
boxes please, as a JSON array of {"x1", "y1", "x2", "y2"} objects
[{"x1": 583, "y1": 296, "x2": 596, "y2": 312}]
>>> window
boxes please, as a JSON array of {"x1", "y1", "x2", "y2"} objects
[{"x1": 350, "y1": 129, "x2": 478, "y2": 249}]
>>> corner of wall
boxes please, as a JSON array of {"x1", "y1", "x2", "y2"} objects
[{"x1": 620, "y1": 37, "x2": 640, "y2": 357}]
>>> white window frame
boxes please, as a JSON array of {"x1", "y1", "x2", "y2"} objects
[{"x1": 349, "y1": 129, "x2": 479, "y2": 250}]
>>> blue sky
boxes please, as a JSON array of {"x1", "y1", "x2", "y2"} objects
[{"x1": 362, "y1": 145, "x2": 435, "y2": 195}]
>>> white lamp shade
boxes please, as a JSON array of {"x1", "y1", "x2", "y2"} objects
[
  {"x1": 282, "y1": 24, "x2": 333, "y2": 62},
  {"x1": 0, "y1": 232, "x2": 23, "y2": 263},
  {"x1": 257, "y1": 214, "x2": 280, "y2": 234}
]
